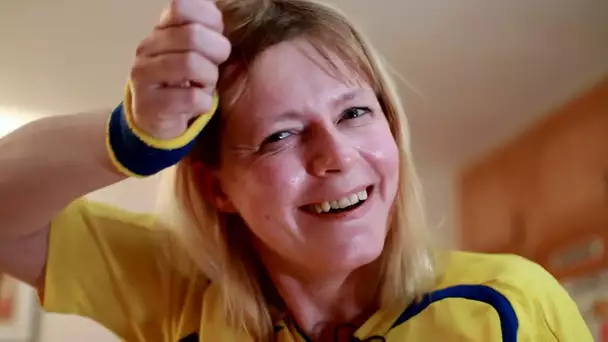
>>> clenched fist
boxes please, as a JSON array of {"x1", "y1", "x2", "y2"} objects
[{"x1": 129, "y1": 0, "x2": 231, "y2": 140}]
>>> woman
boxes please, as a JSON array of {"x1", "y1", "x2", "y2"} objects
[{"x1": 0, "y1": 0, "x2": 591, "y2": 341}]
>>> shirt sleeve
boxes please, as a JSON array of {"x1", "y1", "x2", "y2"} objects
[
  {"x1": 489, "y1": 255, "x2": 594, "y2": 341},
  {"x1": 42, "y1": 198, "x2": 208, "y2": 341}
]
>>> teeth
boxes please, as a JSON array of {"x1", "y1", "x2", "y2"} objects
[
  {"x1": 338, "y1": 197, "x2": 351, "y2": 207},
  {"x1": 312, "y1": 189, "x2": 369, "y2": 213}
]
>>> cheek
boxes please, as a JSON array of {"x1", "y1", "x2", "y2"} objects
[
  {"x1": 250, "y1": 159, "x2": 307, "y2": 200},
  {"x1": 221, "y1": 159, "x2": 308, "y2": 245},
  {"x1": 222, "y1": 157, "x2": 307, "y2": 219},
  {"x1": 359, "y1": 125, "x2": 400, "y2": 181}
]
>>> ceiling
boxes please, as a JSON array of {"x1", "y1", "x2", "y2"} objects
[{"x1": 1, "y1": 0, "x2": 607, "y2": 174}]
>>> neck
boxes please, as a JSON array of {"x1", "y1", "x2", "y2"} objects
[{"x1": 265, "y1": 259, "x2": 381, "y2": 341}]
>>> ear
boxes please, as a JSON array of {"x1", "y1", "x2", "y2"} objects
[{"x1": 194, "y1": 162, "x2": 237, "y2": 213}]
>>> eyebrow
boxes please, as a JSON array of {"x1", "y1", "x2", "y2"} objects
[
  {"x1": 334, "y1": 88, "x2": 364, "y2": 103},
  {"x1": 272, "y1": 88, "x2": 366, "y2": 122}
]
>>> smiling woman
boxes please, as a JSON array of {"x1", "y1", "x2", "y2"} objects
[{"x1": 0, "y1": 0, "x2": 593, "y2": 341}]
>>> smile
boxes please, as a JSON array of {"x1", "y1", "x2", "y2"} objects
[{"x1": 307, "y1": 186, "x2": 373, "y2": 214}]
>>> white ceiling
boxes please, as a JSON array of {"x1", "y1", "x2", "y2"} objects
[{"x1": 1, "y1": 0, "x2": 607, "y2": 173}]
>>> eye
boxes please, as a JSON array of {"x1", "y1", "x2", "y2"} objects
[
  {"x1": 338, "y1": 107, "x2": 372, "y2": 122},
  {"x1": 262, "y1": 130, "x2": 292, "y2": 146}
]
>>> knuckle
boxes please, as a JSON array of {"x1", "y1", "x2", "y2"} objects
[
  {"x1": 208, "y1": 65, "x2": 219, "y2": 86},
  {"x1": 199, "y1": 0, "x2": 223, "y2": 31},
  {"x1": 208, "y1": 4, "x2": 224, "y2": 31},
  {"x1": 138, "y1": 30, "x2": 162, "y2": 55},
  {"x1": 134, "y1": 37, "x2": 149, "y2": 56},
  {"x1": 195, "y1": 91, "x2": 213, "y2": 112},
  {"x1": 182, "y1": 52, "x2": 199, "y2": 72},
  {"x1": 130, "y1": 59, "x2": 147, "y2": 80},
  {"x1": 183, "y1": 23, "x2": 200, "y2": 48},
  {"x1": 183, "y1": 89, "x2": 198, "y2": 105},
  {"x1": 201, "y1": 86, "x2": 214, "y2": 96},
  {"x1": 196, "y1": 59, "x2": 218, "y2": 87},
  {"x1": 168, "y1": 0, "x2": 184, "y2": 16},
  {"x1": 218, "y1": 37, "x2": 232, "y2": 61}
]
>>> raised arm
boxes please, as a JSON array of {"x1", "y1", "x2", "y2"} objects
[
  {"x1": 0, "y1": 0, "x2": 230, "y2": 292},
  {"x1": 0, "y1": 110, "x2": 125, "y2": 286}
]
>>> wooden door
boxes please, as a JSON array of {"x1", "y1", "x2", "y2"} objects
[
  {"x1": 460, "y1": 155, "x2": 526, "y2": 254},
  {"x1": 460, "y1": 135, "x2": 539, "y2": 255},
  {"x1": 528, "y1": 80, "x2": 608, "y2": 244},
  {"x1": 535, "y1": 203, "x2": 608, "y2": 280}
]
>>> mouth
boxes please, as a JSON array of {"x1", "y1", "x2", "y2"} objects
[{"x1": 302, "y1": 185, "x2": 374, "y2": 217}]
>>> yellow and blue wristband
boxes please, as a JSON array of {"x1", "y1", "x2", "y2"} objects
[{"x1": 106, "y1": 86, "x2": 218, "y2": 177}]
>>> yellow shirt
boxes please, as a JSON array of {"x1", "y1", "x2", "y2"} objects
[{"x1": 44, "y1": 199, "x2": 593, "y2": 341}]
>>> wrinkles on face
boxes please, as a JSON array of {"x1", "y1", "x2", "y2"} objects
[{"x1": 213, "y1": 38, "x2": 399, "y2": 275}]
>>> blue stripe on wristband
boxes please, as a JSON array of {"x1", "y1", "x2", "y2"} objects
[{"x1": 108, "y1": 102, "x2": 198, "y2": 177}]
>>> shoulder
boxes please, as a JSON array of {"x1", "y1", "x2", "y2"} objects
[
  {"x1": 435, "y1": 251, "x2": 592, "y2": 341},
  {"x1": 436, "y1": 250, "x2": 549, "y2": 288},
  {"x1": 53, "y1": 197, "x2": 157, "y2": 230},
  {"x1": 52, "y1": 197, "x2": 206, "y2": 278},
  {"x1": 50, "y1": 197, "x2": 176, "y2": 268},
  {"x1": 46, "y1": 198, "x2": 210, "y2": 340},
  {"x1": 50, "y1": 197, "x2": 179, "y2": 260}
]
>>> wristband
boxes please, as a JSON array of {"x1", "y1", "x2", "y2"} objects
[{"x1": 106, "y1": 86, "x2": 218, "y2": 177}]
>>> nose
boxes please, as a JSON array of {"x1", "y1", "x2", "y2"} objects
[{"x1": 308, "y1": 125, "x2": 357, "y2": 177}]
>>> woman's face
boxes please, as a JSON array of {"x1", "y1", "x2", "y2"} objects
[{"x1": 214, "y1": 39, "x2": 400, "y2": 275}]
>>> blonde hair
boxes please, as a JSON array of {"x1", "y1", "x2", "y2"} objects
[{"x1": 160, "y1": 0, "x2": 437, "y2": 340}]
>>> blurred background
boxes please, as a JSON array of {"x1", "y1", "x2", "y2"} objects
[{"x1": 0, "y1": 0, "x2": 607, "y2": 340}]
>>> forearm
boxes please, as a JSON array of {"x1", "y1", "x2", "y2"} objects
[{"x1": 0, "y1": 109, "x2": 126, "y2": 240}]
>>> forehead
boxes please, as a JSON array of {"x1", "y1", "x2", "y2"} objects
[{"x1": 220, "y1": 39, "x2": 373, "y2": 120}]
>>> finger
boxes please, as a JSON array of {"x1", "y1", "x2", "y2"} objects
[
  {"x1": 137, "y1": 23, "x2": 231, "y2": 64},
  {"x1": 158, "y1": 0, "x2": 223, "y2": 32},
  {"x1": 131, "y1": 52, "x2": 219, "y2": 89},
  {"x1": 137, "y1": 88, "x2": 215, "y2": 119}
]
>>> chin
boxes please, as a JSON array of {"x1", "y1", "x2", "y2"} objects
[{"x1": 304, "y1": 234, "x2": 386, "y2": 274}]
